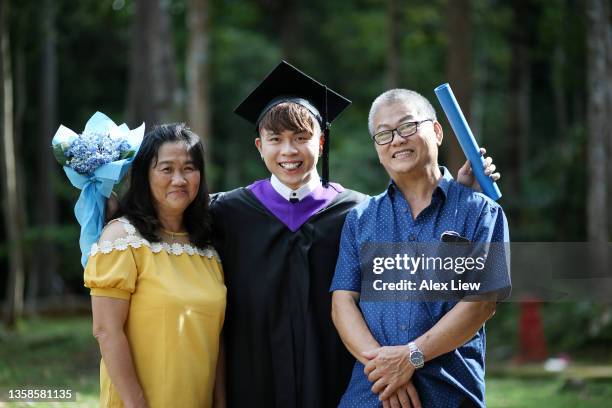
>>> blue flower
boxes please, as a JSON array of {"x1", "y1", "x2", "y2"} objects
[
  {"x1": 51, "y1": 111, "x2": 145, "y2": 267},
  {"x1": 63, "y1": 131, "x2": 134, "y2": 175}
]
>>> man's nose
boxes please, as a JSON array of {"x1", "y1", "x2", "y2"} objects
[{"x1": 390, "y1": 129, "x2": 407, "y2": 146}]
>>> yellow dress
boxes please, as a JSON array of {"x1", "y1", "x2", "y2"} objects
[{"x1": 84, "y1": 218, "x2": 226, "y2": 408}]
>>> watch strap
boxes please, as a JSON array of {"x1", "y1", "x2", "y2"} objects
[{"x1": 407, "y1": 341, "x2": 424, "y2": 369}]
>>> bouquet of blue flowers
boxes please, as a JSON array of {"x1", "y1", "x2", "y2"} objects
[{"x1": 52, "y1": 112, "x2": 145, "y2": 267}]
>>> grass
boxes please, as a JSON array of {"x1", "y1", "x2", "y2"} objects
[
  {"x1": 0, "y1": 316, "x2": 99, "y2": 407},
  {"x1": 487, "y1": 377, "x2": 612, "y2": 408},
  {"x1": 0, "y1": 316, "x2": 611, "y2": 407}
]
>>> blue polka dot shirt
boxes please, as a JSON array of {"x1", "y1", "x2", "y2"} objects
[{"x1": 330, "y1": 167, "x2": 510, "y2": 408}]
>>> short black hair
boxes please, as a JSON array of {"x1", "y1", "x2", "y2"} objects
[{"x1": 118, "y1": 123, "x2": 212, "y2": 248}]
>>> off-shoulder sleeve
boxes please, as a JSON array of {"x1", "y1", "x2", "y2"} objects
[
  {"x1": 84, "y1": 219, "x2": 139, "y2": 300},
  {"x1": 84, "y1": 248, "x2": 138, "y2": 300}
]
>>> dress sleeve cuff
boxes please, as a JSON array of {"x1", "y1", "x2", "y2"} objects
[{"x1": 90, "y1": 287, "x2": 131, "y2": 300}]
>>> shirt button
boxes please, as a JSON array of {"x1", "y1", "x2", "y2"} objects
[
  {"x1": 400, "y1": 324, "x2": 407, "y2": 331},
  {"x1": 409, "y1": 235, "x2": 416, "y2": 241}
]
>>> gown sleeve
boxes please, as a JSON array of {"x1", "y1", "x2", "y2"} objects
[{"x1": 210, "y1": 192, "x2": 228, "y2": 255}]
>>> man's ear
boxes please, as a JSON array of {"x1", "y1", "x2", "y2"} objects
[
  {"x1": 433, "y1": 121, "x2": 443, "y2": 146},
  {"x1": 255, "y1": 138, "x2": 263, "y2": 156}
]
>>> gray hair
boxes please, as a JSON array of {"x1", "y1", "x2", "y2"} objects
[{"x1": 367, "y1": 89, "x2": 437, "y2": 135}]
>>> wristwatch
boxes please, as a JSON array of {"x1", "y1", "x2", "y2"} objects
[{"x1": 407, "y1": 341, "x2": 425, "y2": 369}]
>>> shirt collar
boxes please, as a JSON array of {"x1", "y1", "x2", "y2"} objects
[
  {"x1": 387, "y1": 166, "x2": 453, "y2": 199},
  {"x1": 270, "y1": 174, "x2": 322, "y2": 202},
  {"x1": 436, "y1": 166, "x2": 453, "y2": 197}
]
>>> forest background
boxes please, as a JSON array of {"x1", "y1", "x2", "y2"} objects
[{"x1": 0, "y1": 0, "x2": 611, "y2": 405}]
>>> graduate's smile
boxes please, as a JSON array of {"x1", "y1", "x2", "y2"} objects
[
  {"x1": 256, "y1": 127, "x2": 322, "y2": 190},
  {"x1": 279, "y1": 161, "x2": 303, "y2": 171}
]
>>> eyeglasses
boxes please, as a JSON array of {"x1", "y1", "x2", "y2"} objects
[{"x1": 371, "y1": 119, "x2": 433, "y2": 145}]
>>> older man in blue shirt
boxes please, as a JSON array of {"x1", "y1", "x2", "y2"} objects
[{"x1": 330, "y1": 89, "x2": 510, "y2": 408}]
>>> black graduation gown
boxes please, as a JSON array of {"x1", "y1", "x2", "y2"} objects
[{"x1": 211, "y1": 187, "x2": 367, "y2": 408}]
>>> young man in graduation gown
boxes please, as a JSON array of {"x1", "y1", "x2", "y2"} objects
[
  {"x1": 211, "y1": 62, "x2": 365, "y2": 408},
  {"x1": 210, "y1": 61, "x2": 500, "y2": 408}
]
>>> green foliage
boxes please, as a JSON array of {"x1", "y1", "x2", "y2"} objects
[
  {"x1": 54, "y1": 1, "x2": 131, "y2": 126},
  {"x1": 543, "y1": 302, "x2": 612, "y2": 357},
  {"x1": 487, "y1": 377, "x2": 612, "y2": 408},
  {"x1": 7, "y1": 0, "x2": 591, "y2": 231},
  {"x1": 486, "y1": 303, "x2": 520, "y2": 360},
  {"x1": 0, "y1": 317, "x2": 99, "y2": 406},
  {"x1": 52, "y1": 143, "x2": 70, "y2": 166},
  {"x1": 2, "y1": 317, "x2": 611, "y2": 407},
  {"x1": 2, "y1": 0, "x2": 601, "y2": 351}
]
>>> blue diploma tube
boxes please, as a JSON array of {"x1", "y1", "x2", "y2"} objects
[{"x1": 434, "y1": 83, "x2": 502, "y2": 201}]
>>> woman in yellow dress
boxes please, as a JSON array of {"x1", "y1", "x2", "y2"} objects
[{"x1": 84, "y1": 124, "x2": 226, "y2": 408}]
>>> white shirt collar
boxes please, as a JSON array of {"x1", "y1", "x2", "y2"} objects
[{"x1": 270, "y1": 174, "x2": 322, "y2": 202}]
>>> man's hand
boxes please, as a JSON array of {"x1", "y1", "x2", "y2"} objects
[
  {"x1": 381, "y1": 381, "x2": 422, "y2": 408},
  {"x1": 457, "y1": 147, "x2": 500, "y2": 192},
  {"x1": 363, "y1": 345, "x2": 415, "y2": 400}
]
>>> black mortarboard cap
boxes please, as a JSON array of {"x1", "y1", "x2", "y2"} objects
[{"x1": 234, "y1": 60, "x2": 351, "y2": 186}]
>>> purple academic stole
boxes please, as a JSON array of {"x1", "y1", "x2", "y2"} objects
[{"x1": 247, "y1": 179, "x2": 345, "y2": 232}]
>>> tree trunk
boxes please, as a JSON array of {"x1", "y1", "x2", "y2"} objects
[
  {"x1": 187, "y1": 0, "x2": 212, "y2": 169},
  {"x1": 279, "y1": 0, "x2": 299, "y2": 61},
  {"x1": 606, "y1": 2, "x2": 612, "y2": 237},
  {"x1": 586, "y1": 0, "x2": 609, "y2": 242},
  {"x1": 126, "y1": 0, "x2": 179, "y2": 127},
  {"x1": 445, "y1": 0, "x2": 472, "y2": 175},
  {"x1": 508, "y1": 0, "x2": 532, "y2": 196},
  {"x1": 386, "y1": 0, "x2": 401, "y2": 89},
  {"x1": 550, "y1": 2, "x2": 568, "y2": 144},
  {"x1": 1, "y1": 0, "x2": 26, "y2": 328},
  {"x1": 552, "y1": 44, "x2": 567, "y2": 142},
  {"x1": 29, "y1": 0, "x2": 61, "y2": 309},
  {"x1": 261, "y1": 0, "x2": 300, "y2": 61},
  {"x1": 13, "y1": 30, "x2": 30, "y2": 310}
]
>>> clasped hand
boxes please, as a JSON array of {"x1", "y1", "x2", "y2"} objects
[{"x1": 362, "y1": 346, "x2": 421, "y2": 408}]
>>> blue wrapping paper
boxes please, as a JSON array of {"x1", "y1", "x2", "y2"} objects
[{"x1": 52, "y1": 112, "x2": 145, "y2": 267}]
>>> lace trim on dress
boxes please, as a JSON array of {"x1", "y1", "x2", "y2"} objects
[{"x1": 89, "y1": 217, "x2": 220, "y2": 261}]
